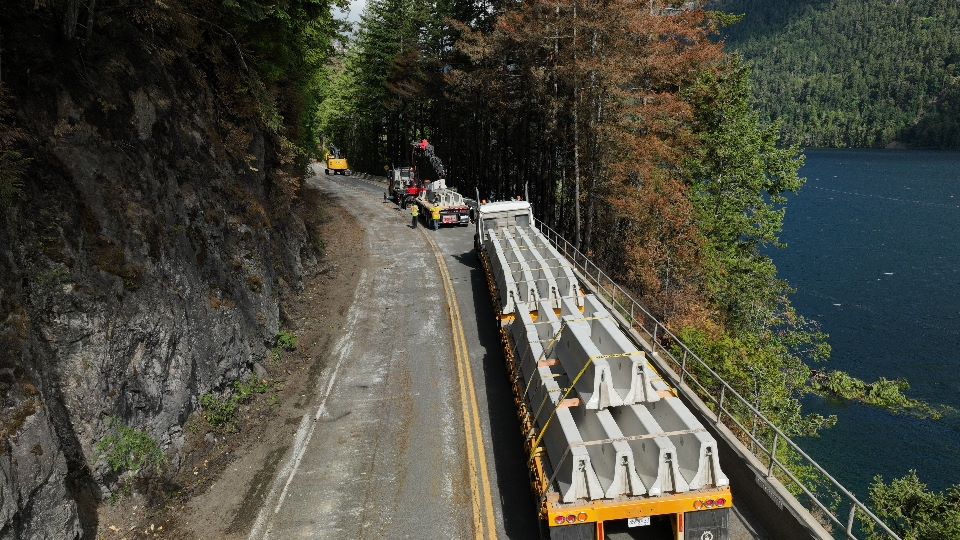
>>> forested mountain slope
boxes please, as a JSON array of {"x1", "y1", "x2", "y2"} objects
[{"x1": 712, "y1": 0, "x2": 960, "y2": 148}]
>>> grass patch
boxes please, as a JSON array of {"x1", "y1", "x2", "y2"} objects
[
  {"x1": 95, "y1": 418, "x2": 166, "y2": 476},
  {"x1": 276, "y1": 330, "x2": 297, "y2": 351},
  {"x1": 269, "y1": 330, "x2": 297, "y2": 364},
  {"x1": 199, "y1": 393, "x2": 239, "y2": 430},
  {"x1": 200, "y1": 375, "x2": 276, "y2": 431}
]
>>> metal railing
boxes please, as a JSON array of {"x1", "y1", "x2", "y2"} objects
[{"x1": 533, "y1": 219, "x2": 900, "y2": 540}]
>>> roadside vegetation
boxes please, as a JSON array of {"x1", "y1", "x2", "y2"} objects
[
  {"x1": 271, "y1": 329, "x2": 298, "y2": 362},
  {"x1": 863, "y1": 472, "x2": 960, "y2": 540},
  {"x1": 313, "y1": 0, "x2": 950, "y2": 534},
  {"x1": 96, "y1": 418, "x2": 168, "y2": 501},
  {"x1": 200, "y1": 369, "x2": 284, "y2": 432}
]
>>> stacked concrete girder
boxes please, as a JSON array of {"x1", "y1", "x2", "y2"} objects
[
  {"x1": 502, "y1": 233, "x2": 542, "y2": 312},
  {"x1": 485, "y1": 230, "x2": 523, "y2": 314},
  {"x1": 511, "y1": 308, "x2": 605, "y2": 503},
  {"x1": 610, "y1": 404, "x2": 690, "y2": 496},
  {"x1": 489, "y1": 219, "x2": 729, "y2": 504},
  {"x1": 552, "y1": 296, "x2": 660, "y2": 409},
  {"x1": 512, "y1": 227, "x2": 578, "y2": 308},
  {"x1": 579, "y1": 296, "x2": 662, "y2": 404},
  {"x1": 568, "y1": 406, "x2": 647, "y2": 499},
  {"x1": 484, "y1": 225, "x2": 582, "y2": 314},
  {"x1": 644, "y1": 393, "x2": 729, "y2": 490}
]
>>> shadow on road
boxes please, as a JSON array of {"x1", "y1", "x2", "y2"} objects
[{"x1": 452, "y1": 249, "x2": 542, "y2": 539}]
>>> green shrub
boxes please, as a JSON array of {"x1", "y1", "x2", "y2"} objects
[
  {"x1": 276, "y1": 330, "x2": 297, "y2": 351},
  {"x1": 234, "y1": 376, "x2": 272, "y2": 401},
  {"x1": 201, "y1": 376, "x2": 274, "y2": 430},
  {"x1": 95, "y1": 419, "x2": 166, "y2": 476},
  {"x1": 200, "y1": 393, "x2": 239, "y2": 430}
]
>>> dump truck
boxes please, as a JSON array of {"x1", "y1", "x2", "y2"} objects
[
  {"x1": 414, "y1": 178, "x2": 471, "y2": 228},
  {"x1": 475, "y1": 200, "x2": 732, "y2": 540},
  {"x1": 324, "y1": 146, "x2": 352, "y2": 176}
]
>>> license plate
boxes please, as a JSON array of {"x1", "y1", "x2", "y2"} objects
[
  {"x1": 627, "y1": 517, "x2": 651, "y2": 528},
  {"x1": 442, "y1": 216, "x2": 457, "y2": 223}
]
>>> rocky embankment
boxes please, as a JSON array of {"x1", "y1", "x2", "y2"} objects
[{"x1": 0, "y1": 3, "x2": 319, "y2": 537}]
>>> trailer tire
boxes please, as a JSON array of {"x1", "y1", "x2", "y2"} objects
[
  {"x1": 548, "y1": 524, "x2": 594, "y2": 540},
  {"x1": 325, "y1": 168, "x2": 330, "y2": 175}
]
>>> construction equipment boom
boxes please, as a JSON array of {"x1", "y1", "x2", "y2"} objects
[{"x1": 475, "y1": 200, "x2": 732, "y2": 540}]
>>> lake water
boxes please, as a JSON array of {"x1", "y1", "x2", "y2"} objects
[{"x1": 773, "y1": 149, "x2": 960, "y2": 497}]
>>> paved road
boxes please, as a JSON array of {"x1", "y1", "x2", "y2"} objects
[
  {"x1": 247, "y1": 169, "x2": 538, "y2": 539},
  {"x1": 249, "y1": 169, "x2": 764, "y2": 540}
]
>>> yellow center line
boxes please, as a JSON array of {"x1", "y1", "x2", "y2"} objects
[
  {"x1": 421, "y1": 230, "x2": 498, "y2": 540},
  {"x1": 426, "y1": 236, "x2": 484, "y2": 539}
]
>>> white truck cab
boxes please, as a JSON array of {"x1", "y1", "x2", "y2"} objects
[{"x1": 474, "y1": 200, "x2": 534, "y2": 250}]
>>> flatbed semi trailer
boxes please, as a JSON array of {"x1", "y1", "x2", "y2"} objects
[
  {"x1": 475, "y1": 200, "x2": 732, "y2": 540},
  {"x1": 415, "y1": 179, "x2": 471, "y2": 227}
]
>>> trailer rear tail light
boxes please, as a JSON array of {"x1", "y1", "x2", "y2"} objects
[
  {"x1": 577, "y1": 512, "x2": 588, "y2": 522},
  {"x1": 554, "y1": 516, "x2": 565, "y2": 525},
  {"x1": 693, "y1": 500, "x2": 704, "y2": 510},
  {"x1": 566, "y1": 514, "x2": 576, "y2": 524},
  {"x1": 716, "y1": 498, "x2": 726, "y2": 507}
]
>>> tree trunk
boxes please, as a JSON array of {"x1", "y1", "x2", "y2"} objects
[
  {"x1": 584, "y1": 29, "x2": 598, "y2": 253},
  {"x1": 571, "y1": 0, "x2": 582, "y2": 249},
  {"x1": 64, "y1": 0, "x2": 81, "y2": 39}
]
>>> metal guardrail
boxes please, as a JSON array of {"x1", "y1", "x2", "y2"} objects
[{"x1": 534, "y1": 219, "x2": 901, "y2": 540}]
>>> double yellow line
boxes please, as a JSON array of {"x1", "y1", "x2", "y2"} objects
[{"x1": 421, "y1": 231, "x2": 497, "y2": 540}]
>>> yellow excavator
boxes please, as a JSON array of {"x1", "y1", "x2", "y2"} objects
[{"x1": 324, "y1": 146, "x2": 352, "y2": 176}]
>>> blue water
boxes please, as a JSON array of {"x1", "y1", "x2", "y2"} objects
[{"x1": 772, "y1": 149, "x2": 960, "y2": 497}]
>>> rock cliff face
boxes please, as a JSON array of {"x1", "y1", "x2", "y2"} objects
[{"x1": 0, "y1": 3, "x2": 317, "y2": 537}]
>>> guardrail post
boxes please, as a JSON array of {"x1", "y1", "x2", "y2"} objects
[
  {"x1": 716, "y1": 385, "x2": 726, "y2": 425},
  {"x1": 846, "y1": 504, "x2": 857, "y2": 538},
  {"x1": 767, "y1": 432, "x2": 779, "y2": 477},
  {"x1": 679, "y1": 350, "x2": 688, "y2": 386},
  {"x1": 652, "y1": 322, "x2": 660, "y2": 348}
]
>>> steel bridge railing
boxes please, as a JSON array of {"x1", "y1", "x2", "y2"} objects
[{"x1": 533, "y1": 219, "x2": 901, "y2": 540}]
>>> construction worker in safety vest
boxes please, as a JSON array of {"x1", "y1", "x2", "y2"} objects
[
  {"x1": 410, "y1": 204, "x2": 419, "y2": 228},
  {"x1": 430, "y1": 206, "x2": 441, "y2": 230}
]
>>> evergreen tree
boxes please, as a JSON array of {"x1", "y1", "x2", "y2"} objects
[{"x1": 712, "y1": 0, "x2": 960, "y2": 148}]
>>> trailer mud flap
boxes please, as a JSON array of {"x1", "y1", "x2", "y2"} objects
[{"x1": 684, "y1": 508, "x2": 729, "y2": 540}]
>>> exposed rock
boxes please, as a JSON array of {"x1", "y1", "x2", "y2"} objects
[
  {"x1": 0, "y1": 405, "x2": 81, "y2": 540},
  {"x1": 0, "y1": 2, "x2": 319, "y2": 537}
]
